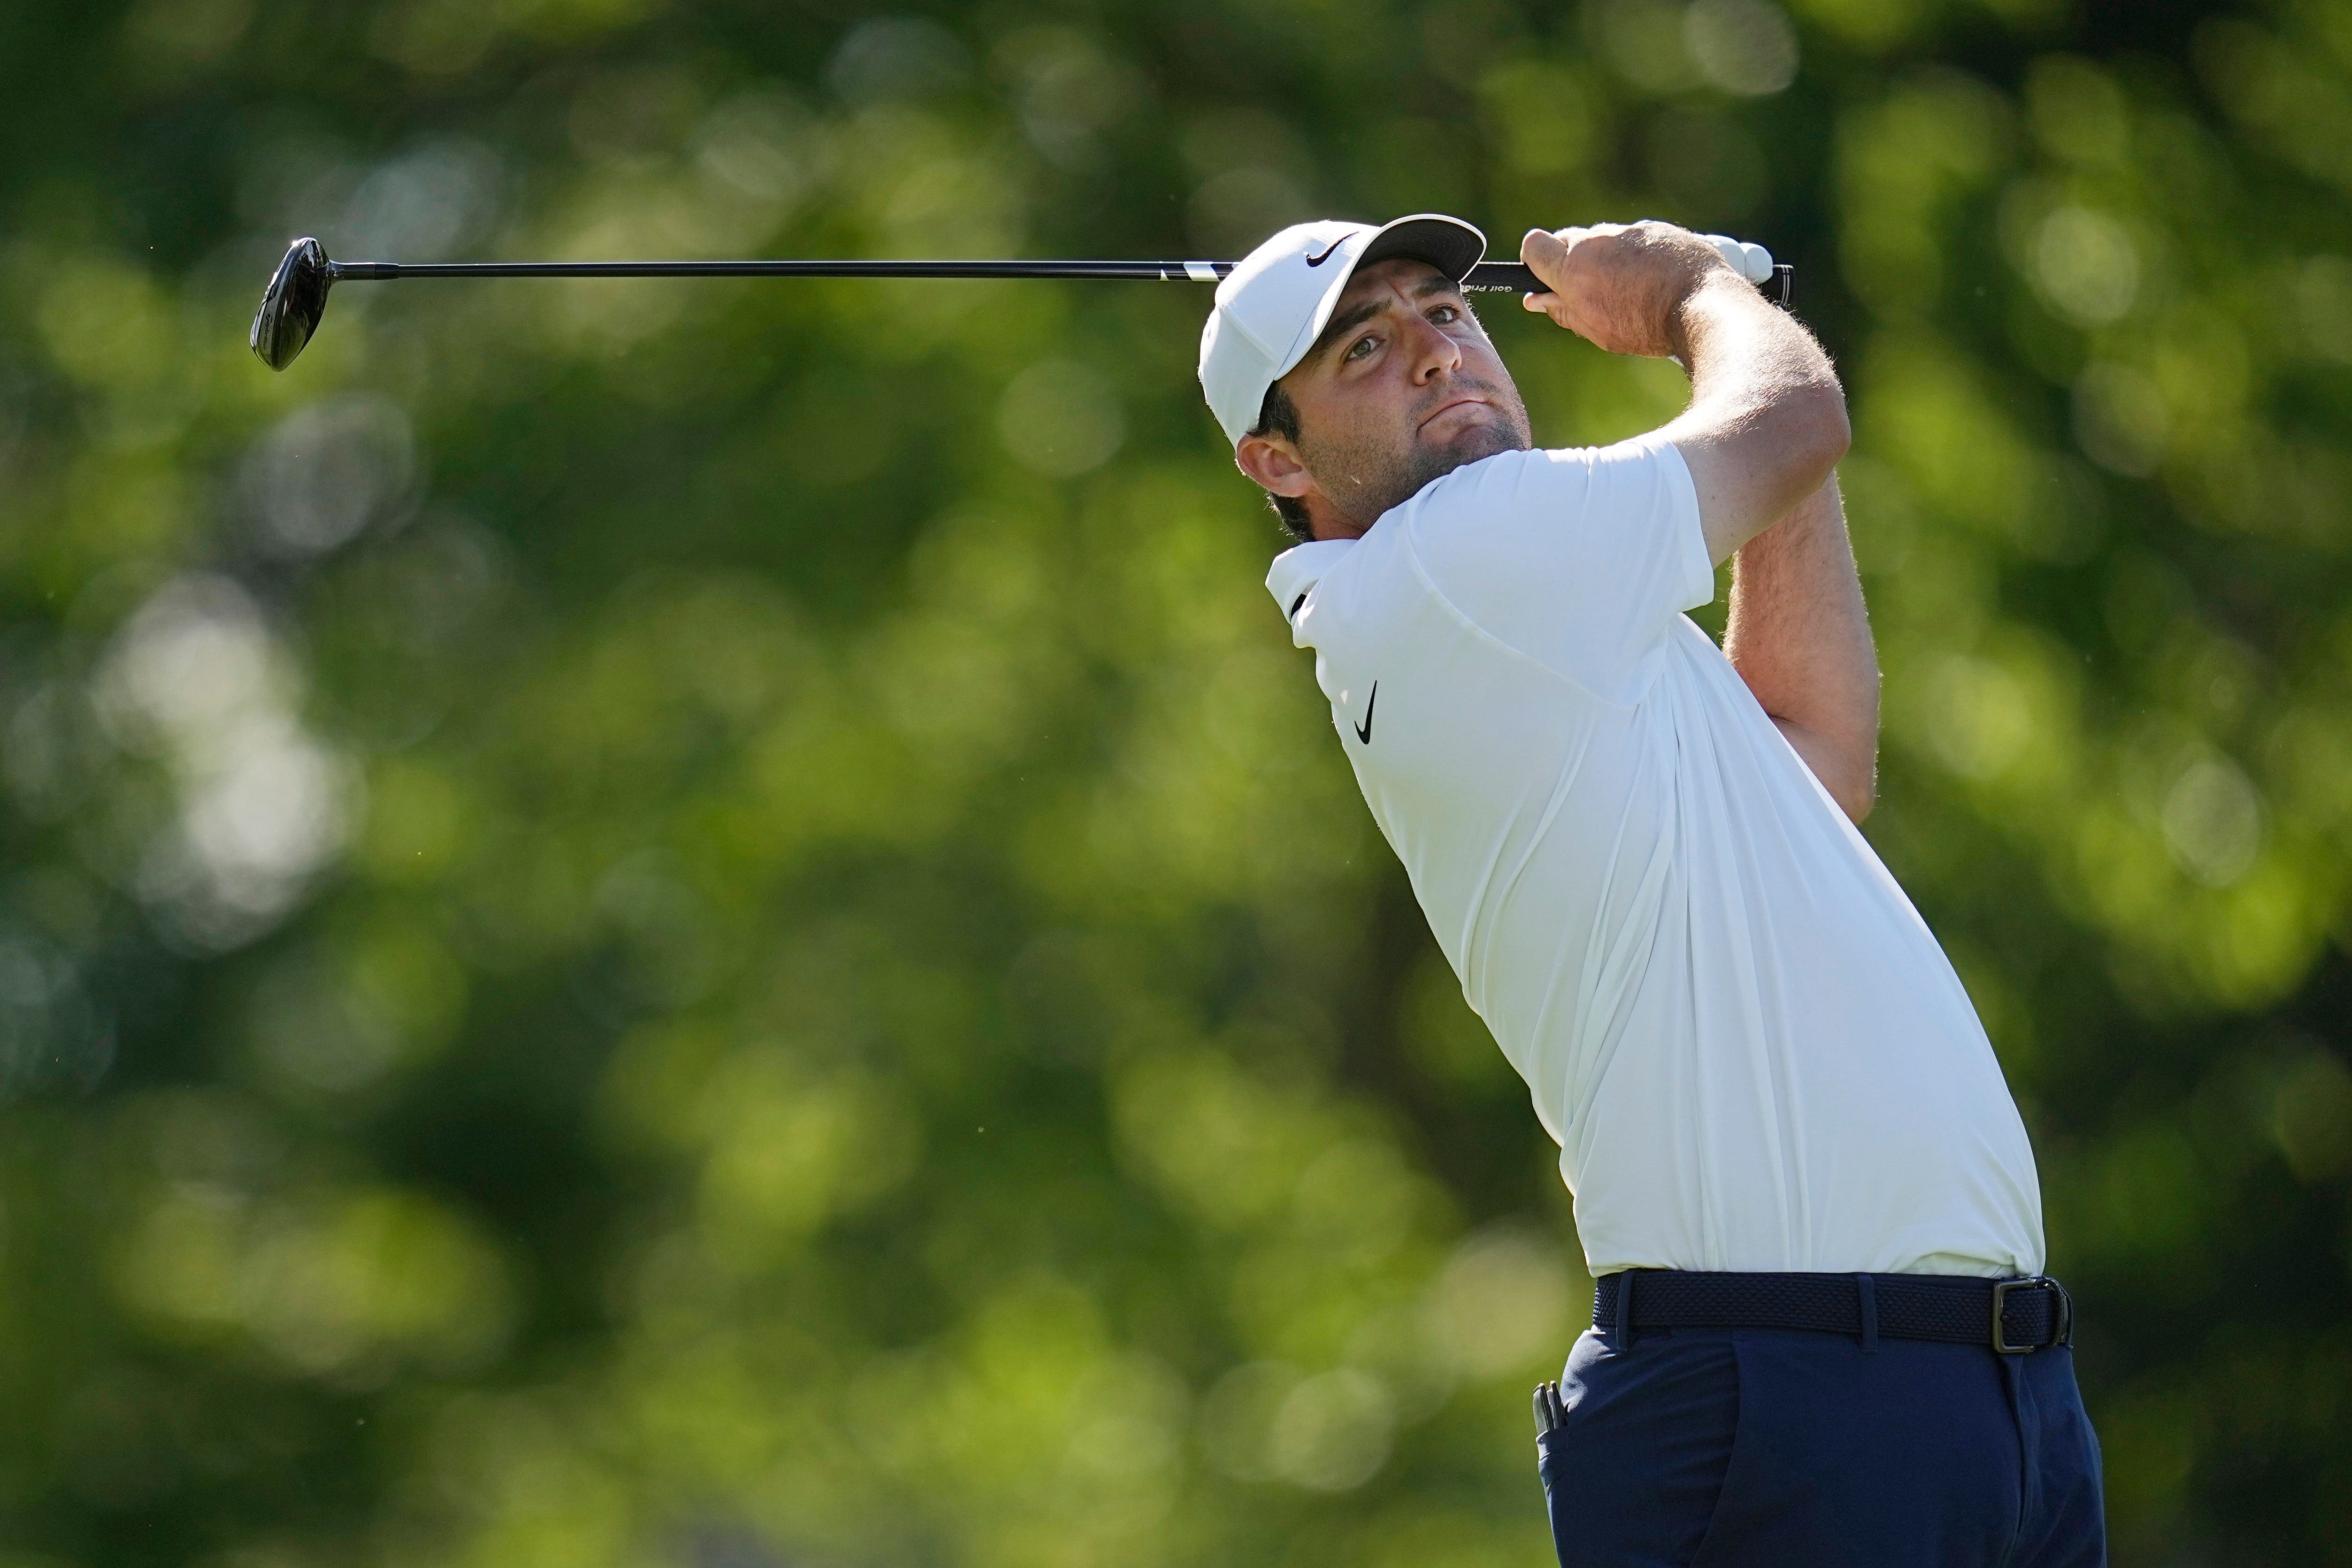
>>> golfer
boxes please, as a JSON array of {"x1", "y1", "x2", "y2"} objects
[{"x1": 1198, "y1": 215, "x2": 2104, "y2": 1566}]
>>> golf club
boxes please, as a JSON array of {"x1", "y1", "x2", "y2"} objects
[{"x1": 249, "y1": 233, "x2": 1792, "y2": 370}]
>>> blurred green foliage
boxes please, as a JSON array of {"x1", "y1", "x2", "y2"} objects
[{"x1": 1, "y1": 0, "x2": 2350, "y2": 1562}]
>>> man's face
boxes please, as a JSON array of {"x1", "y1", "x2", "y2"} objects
[{"x1": 1237, "y1": 258, "x2": 1533, "y2": 540}]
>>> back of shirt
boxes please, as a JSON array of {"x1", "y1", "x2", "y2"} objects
[{"x1": 1267, "y1": 438, "x2": 2045, "y2": 1279}]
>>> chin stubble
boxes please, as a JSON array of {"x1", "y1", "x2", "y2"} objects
[{"x1": 1298, "y1": 377, "x2": 1535, "y2": 530}]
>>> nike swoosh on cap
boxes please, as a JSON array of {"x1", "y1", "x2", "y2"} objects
[
  {"x1": 1305, "y1": 235, "x2": 1354, "y2": 267},
  {"x1": 1354, "y1": 683, "x2": 1377, "y2": 745}
]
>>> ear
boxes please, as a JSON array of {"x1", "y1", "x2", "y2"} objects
[{"x1": 1235, "y1": 431, "x2": 1316, "y2": 499}]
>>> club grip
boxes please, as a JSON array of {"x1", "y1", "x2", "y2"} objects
[{"x1": 1463, "y1": 261, "x2": 1542, "y2": 293}]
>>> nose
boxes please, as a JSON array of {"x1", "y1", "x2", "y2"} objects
[{"x1": 1404, "y1": 310, "x2": 1461, "y2": 385}]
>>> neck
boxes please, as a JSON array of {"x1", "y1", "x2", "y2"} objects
[{"x1": 1306, "y1": 495, "x2": 1372, "y2": 542}]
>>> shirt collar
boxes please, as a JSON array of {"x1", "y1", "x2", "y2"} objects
[{"x1": 1264, "y1": 539, "x2": 1355, "y2": 622}]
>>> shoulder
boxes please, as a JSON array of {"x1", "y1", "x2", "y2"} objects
[
  {"x1": 1407, "y1": 446, "x2": 1559, "y2": 515},
  {"x1": 1388, "y1": 450, "x2": 1564, "y2": 546},
  {"x1": 1396, "y1": 438, "x2": 1686, "y2": 540},
  {"x1": 1410, "y1": 436, "x2": 1688, "y2": 510}
]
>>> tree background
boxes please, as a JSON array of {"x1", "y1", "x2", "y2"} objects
[{"x1": 1, "y1": 0, "x2": 2348, "y2": 1561}]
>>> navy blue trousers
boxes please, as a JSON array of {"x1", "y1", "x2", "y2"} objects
[{"x1": 1538, "y1": 1322, "x2": 2106, "y2": 1567}]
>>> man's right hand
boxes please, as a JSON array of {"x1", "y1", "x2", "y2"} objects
[{"x1": 1517, "y1": 222, "x2": 1737, "y2": 359}]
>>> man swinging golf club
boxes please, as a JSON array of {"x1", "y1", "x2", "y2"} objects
[{"x1": 1199, "y1": 214, "x2": 2105, "y2": 1566}]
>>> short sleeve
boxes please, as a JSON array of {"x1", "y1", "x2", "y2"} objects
[{"x1": 1401, "y1": 436, "x2": 1714, "y2": 701}]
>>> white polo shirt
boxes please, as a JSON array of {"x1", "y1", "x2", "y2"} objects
[{"x1": 1268, "y1": 437, "x2": 2045, "y2": 1279}]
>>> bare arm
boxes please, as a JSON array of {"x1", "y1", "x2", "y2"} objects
[
  {"x1": 1519, "y1": 223, "x2": 1850, "y2": 565},
  {"x1": 1724, "y1": 475, "x2": 1880, "y2": 822}
]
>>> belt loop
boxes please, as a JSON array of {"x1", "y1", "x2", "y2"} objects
[
  {"x1": 1855, "y1": 1273, "x2": 1879, "y2": 1354},
  {"x1": 1615, "y1": 1271, "x2": 1638, "y2": 1350}
]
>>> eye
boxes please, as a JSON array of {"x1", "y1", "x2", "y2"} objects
[
  {"x1": 1429, "y1": 303, "x2": 1460, "y2": 324},
  {"x1": 1344, "y1": 333, "x2": 1379, "y2": 362}
]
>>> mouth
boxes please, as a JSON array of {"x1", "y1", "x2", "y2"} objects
[{"x1": 1417, "y1": 395, "x2": 1492, "y2": 435}]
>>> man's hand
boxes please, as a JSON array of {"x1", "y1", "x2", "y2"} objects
[{"x1": 1517, "y1": 222, "x2": 1735, "y2": 358}]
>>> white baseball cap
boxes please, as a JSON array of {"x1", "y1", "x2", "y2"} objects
[{"x1": 1197, "y1": 214, "x2": 1488, "y2": 447}]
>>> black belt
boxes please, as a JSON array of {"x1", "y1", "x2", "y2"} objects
[{"x1": 1593, "y1": 1269, "x2": 2074, "y2": 1354}]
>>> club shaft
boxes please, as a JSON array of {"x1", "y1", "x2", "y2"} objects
[{"x1": 326, "y1": 258, "x2": 1557, "y2": 292}]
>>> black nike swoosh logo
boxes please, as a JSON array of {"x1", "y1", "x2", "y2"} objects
[
  {"x1": 1354, "y1": 682, "x2": 1377, "y2": 745},
  {"x1": 1305, "y1": 236, "x2": 1351, "y2": 267}
]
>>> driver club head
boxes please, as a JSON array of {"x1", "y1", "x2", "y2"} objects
[{"x1": 250, "y1": 236, "x2": 332, "y2": 370}]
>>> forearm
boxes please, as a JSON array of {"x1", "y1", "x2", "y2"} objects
[
  {"x1": 1669, "y1": 275, "x2": 1849, "y2": 564},
  {"x1": 1675, "y1": 272, "x2": 1838, "y2": 425},
  {"x1": 1723, "y1": 475, "x2": 1880, "y2": 821}
]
